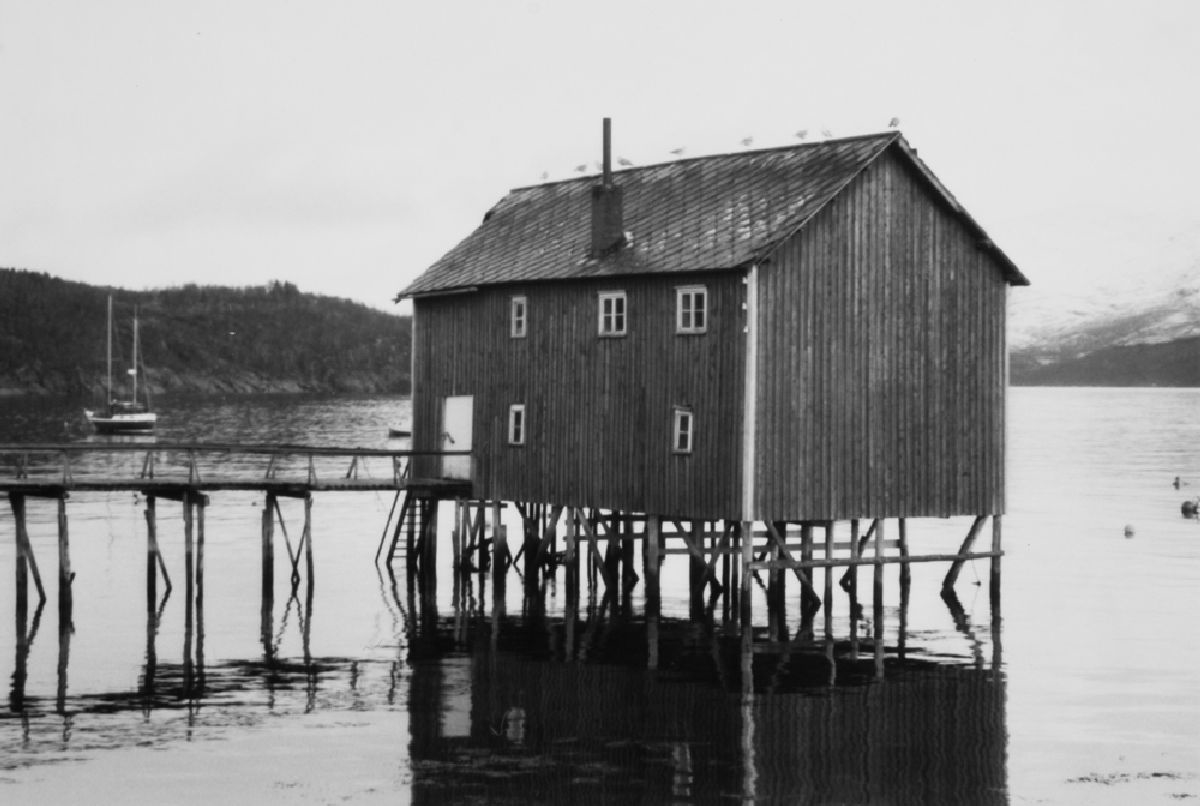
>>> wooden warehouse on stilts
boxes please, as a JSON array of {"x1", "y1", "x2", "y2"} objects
[{"x1": 394, "y1": 120, "x2": 1028, "y2": 639}]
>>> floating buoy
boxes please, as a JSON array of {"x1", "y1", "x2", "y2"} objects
[{"x1": 1124, "y1": 525, "x2": 1135, "y2": 538}]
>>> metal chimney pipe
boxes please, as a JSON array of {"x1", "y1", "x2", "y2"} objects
[{"x1": 602, "y1": 117, "x2": 612, "y2": 186}]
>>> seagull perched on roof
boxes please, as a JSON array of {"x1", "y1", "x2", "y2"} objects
[
  {"x1": 740, "y1": 136, "x2": 754, "y2": 147},
  {"x1": 794, "y1": 129, "x2": 808, "y2": 141},
  {"x1": 888, "y1": 116, "x2": 900, "y2": 129},
  {"x1": 617, "y1": 157, "x2": 633, "y2": 167},
  {"x1": 574, "y1": 164, "x2": 587, "y2": 173}
]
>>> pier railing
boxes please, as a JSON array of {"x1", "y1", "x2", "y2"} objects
[{"x1": 0, "y1": 442, "x2": 473, "y2": 493}]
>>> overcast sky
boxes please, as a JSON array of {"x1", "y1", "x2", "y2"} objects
[{"x1": 2, "y1": 0, "x2": 1198, "y2": 313}]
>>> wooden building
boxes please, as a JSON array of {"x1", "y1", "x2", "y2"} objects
[{"x1": 398, "y1": 123, "x2": 1027, "y2": 526}]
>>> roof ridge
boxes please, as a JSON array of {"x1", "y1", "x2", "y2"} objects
[{"x1": 512, "y1": 130, "x2": 902, "y2": 192}]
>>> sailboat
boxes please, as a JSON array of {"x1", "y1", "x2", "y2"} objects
[{"x1": 84, "y1": 296, "x2": 157, "y2": 434}]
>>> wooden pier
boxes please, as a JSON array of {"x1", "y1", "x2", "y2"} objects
[
  {"x1": 3, "y1": 441, "x2": 1002, "y2": 692},
  {"x1": 1, "y1": 441, "x2": 469, "y2": 679}
]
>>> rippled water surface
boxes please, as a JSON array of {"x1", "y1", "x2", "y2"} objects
[{"x1": 0, "y1": 389, "x2": 1197, "y2": 804}]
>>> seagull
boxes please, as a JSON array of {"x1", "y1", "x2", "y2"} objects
[
  {"x1": 617, "y1": 157, "x2": 633, "y2": 167},
  {"x1": 820, "y1": 128, "x2": 833, "y2": 138},
  {"x1": 669, "y1": 147, "x2": 685, "y2": 156},
  {"x1": 574, "y1": 164, "x2": 587, "y2": 173},
  {"x1": 888, "y1": 116, "x2": 900, "y2": 129},
  {"x1": 541, "y1": 171, "x2": 549, "y2": 180},
  {"x1": 740, "y1": 136, "x2": 754, "y2": 147},
  {"x1": 794, "y1": 129, "x2": 808, "y2": 141}
]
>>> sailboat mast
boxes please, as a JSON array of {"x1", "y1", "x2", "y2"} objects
[{"x1": 106, "y1": 295, "x2": 113, "y2": 405}]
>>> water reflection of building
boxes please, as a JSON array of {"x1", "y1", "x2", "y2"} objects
[{"x1": 407, "y1": 615, "x2": 1006, "y2": 805}]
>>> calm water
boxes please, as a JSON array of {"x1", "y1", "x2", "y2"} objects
[{"x1": 0, "y1": 389, "x2": 1197, "y2": 804}]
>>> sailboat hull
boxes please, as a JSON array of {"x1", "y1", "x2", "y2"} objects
[{"x1": 85, "y1": 410, "x2": 158, "y2": 434}]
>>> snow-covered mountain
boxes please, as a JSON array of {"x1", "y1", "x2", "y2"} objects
[
  {"x1": 1011, "y1": 261, "x2": 1200, "y2": 355},
  {"x1": 1008, "y1": 259, "x2": 1200, "y2": 385}
]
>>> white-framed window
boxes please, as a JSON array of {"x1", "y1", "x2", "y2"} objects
[
  {"x1": 672, "y1": 406, "x2": 694, "y2": 454},
  {"x1": 676, "y1": 285, "x2": 707, "y2": 334},
  {"x1": 510, "y1": 296, "x2": 527, "y2": 338},
  {"x1": 508, "y1": 404, "x2": 526, "y2": 446},
  {"x1": 598, "y1": 291, "x2": 627, "y2": 336}
]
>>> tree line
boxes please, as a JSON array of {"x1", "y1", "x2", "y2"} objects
[{"x1": 0, "y1": 268, "x2": 412, "y2": 396}]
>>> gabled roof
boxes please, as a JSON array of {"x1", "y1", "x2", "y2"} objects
[{"x1": 399, "y1": 132, "x2": 1027, "y2": 299}]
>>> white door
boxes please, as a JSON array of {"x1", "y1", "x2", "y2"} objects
[{"x1": 441, "y1": 395, "x2": 473, "y2": 480}]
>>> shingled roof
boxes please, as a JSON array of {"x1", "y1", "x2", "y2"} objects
[{"x1": 399, "y1": 131, "x2": 1026, "y2": 299}]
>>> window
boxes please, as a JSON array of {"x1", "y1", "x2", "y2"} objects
[
  {"x1": 598, "y1": 291, "x2": 627, "y2": 336},
  {"x1": 676, "y1": 285, "x2": 707, "y2": 334},
  {"x1": 672, "y1": 407, "x2": 694, "y2": 454},
  {"x1": 510, "y1": 296, "x2": 527, "y2": 338},
  {"x1": 508, "y1": 404, "x2": 526, "y2": 445}
]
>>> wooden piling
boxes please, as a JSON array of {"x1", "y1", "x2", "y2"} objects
[
  {"x1": 491, "y1": 500, "x2": 506, "y2": 569},
  {"x1": 823, "y1": 522, "x2": 833, "y2": 641},
  {"x1": 196, "y1": 494, "x2": 206, "y2": 691},
  {"x1": 147, "y1": 496, "x2": 158, "y2": 613},
  {"x1": 56, "y1": 495, "x2": 72, "y2": 712},
  {"x1": 451, "y1": 500, "x2": 463, "y2": 573},
  {"x1": 183, "y1": 493, "x2": 195, "y2": 693},
  {"x1": 261, "y1": 493, "x2": 274, "y2": 657},
  {"x1": 620, "y1": 515, "x2": 635, "y2": 604},
  {"x1": 12, "y1": 494, "x2": 29, "y2": 711},
  {"x1": 420, "y1": 498, "x2": 438, "y2": 612},
  {"x1": 492, "y1": 501, "x2": 507, "y2": 608},
  {"x1": 740, "y1": 520, "x2": 754, "y2": 630},
  {"x1": 303, "y1": 494, "x2": 314, "y2": 596},
  {"x1": 873, "y1": 518, "x2": 885, "y2": 678},
  {"x1": 990, "y1": 515, "x2": 1002, "y2": 599},
  {"x1": 11, "y1": 494, "x2": 45, "y2": 605},
  {"x1": 57, "y1": 495, "x2": 72, "y2": 619},
  {"x1": 645, "y1": 515, "x2": 661, "y2": 670},
  {"x1": 898, "y1": 518, "x2": 910, "y2": 660},
  {"x1": 990, "y1": 515, "x2": 1003, "y2": 677}
]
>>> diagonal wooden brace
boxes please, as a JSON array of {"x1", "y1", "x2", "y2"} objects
[
  {"x1": 764, "y1": 521, "x2": 820, "y2": 608},
  {"x1": 943, "y1": 515, "x2": 987, "y2": 591},
  {"x1": 674, "y1": 522, "x2": 724, "y2": 593}
]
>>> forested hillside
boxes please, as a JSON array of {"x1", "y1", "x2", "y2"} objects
[{"x1": 0, "y1": 269, "x2": 411, "y2": 396}]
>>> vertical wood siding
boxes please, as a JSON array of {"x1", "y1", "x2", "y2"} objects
[
  {"x1": 412, "y1": 273, "x2": 745, "y2": 519},
  {"x1": 754, "y1": 150, "x2": 1008, "y2": 520}
]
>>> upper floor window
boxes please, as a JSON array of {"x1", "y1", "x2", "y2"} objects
[
  {"x1": 673, "y1": 406, "x2": 694, "y2": 454},
  {"x1": 676, "y1": 285, "x2": 707, "y2": 334},
  {"x1": 510, "y1": 296, "x2": 527, "y2": 338},
  {"x1": 508, "y1": 404, "x2": 526, "y2": 446},
  {"x1": 598, "y1": 291, "x2": 627, "y2": 336}
]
